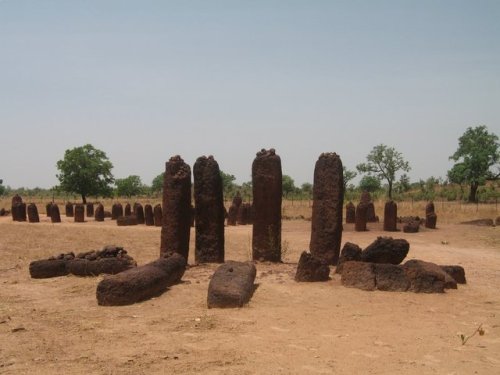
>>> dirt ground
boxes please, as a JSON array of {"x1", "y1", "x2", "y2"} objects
[{"x1": 0, "y1": 215, "x2": 499, "y2": 374}]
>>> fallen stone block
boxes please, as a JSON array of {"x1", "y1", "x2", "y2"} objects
[
  {"x1": 295, "y1": 251, "x2": 330, "y2": 282},
  {"x1": 340, "y1": 261, "x2": 376, "y2": 291},
  {"x1": 440, "y1": 265, "x2": 466, "y2": 284},
  {"x1": 374, "y1": 263, "x2": 410, "y2": 292},
  {"x1": 336, "y1": 242, "x2": 362, "y2": 274},
  {"x1": 361, "y1": 237, "x2": 409, "y2": 265},
  {"x1": 117, "y1": 215, "x2": 138, "y2": 226},
  {"x1": 29, "y1": 258, "x2": 70, "y2": 279},
  {"x1": 403, "y1": 259, "x2": 456, "y2": 293}
]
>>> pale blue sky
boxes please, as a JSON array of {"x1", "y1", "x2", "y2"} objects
[{"x1": 1, "y1": 0, "x2": 499, "y2": 188}]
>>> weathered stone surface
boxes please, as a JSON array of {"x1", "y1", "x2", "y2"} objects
[
  {"x1": 440, "y1": 265, "x2": 467, "y2": 284},
  {"x1": 341, "y1": 261, "x2": 376, "y2": 291},
  {"x1": 309, "y1": 153, "x2": 344, "y2": 265},
  {"x1": 425, "y1": 201, "x2": 437, "y2": 229},
  {"x1": 116, "y1": 215, "x2": 138, "y2": 226},
  {"x1": 227, "y1": 204, "x2": 238, "y2": 226},
  {"x1": 104, "y1": 210, "x2": 112, "y2": 218},
  {"x1": 65, "y1": 202, "x2": 74, "y2": 217},
  {"x1": 335, "y1": 242, "x2": 362, "y2": 274},
  {"x1": 345, "y1": 201, "x2": 355, "y2": 224},
  {"x1": 160, "y1": 155, "x2": 192, "y2": 259},
  {"x1": 398, "y1": 216, "x2": 423, "y2": 224},
  {"x1": 111, "y1": 203, "x2": 123, "y2": 220},
  {"x1": 366, "y1": 202, "x2": 378, "y2": 223},
  {"x1": 86, "y1": 203, "x2": 94, "y2": 217},
  {"x1": 403, "y1": 259, "x2": 454, "y2": 293},
  {"x1": 403, "y1": 221, "x2": 419, "y2": 233},
  {"x1": 361, "y1": 237, "x2": 409, "y2": 265},
  {"x1": 67, "y1": 247, "x2": 136, "y2": 276},
  {"x1": 11, "y1": 196, "x2": 26, "y2": 222},
  {"x1": 425, "y1": 201, "x2": 435, "y2": 216},
  {"x1": 460, "y1": 219, "x2": 494, "y2": 226},
  {"x1": 29, "y1": 259, "x2": 69, "y2": 279},
  {"x1": 383, "y1": 200, "x2": 398, "y2": 231},
  {"x1": 360, "y1": 191, "x2": 371, "y2": 204},
  {"x1": 252, "y1": 149, "x2": 282, "y2": 262},
  {"x1": 144, "y1": 204, "x2": 154, "y2": 226},
  {"x1": 207, "y1": 261, "x2": 257, "y2": 308},
  {"x1": 373, "y1": 263, "x2": 410, "y2": 291},
  {"x1": 124, "y1": 203, "x2": 131, "y2": 216},
  {"x1": 496, "y1": 216, "x2": 500, "y2": 226},
  {"x1": 135, "y1": 203, "x2": 145, "y2": 224},
  {"x1": 193, "y1": 155, "x2": 225, "y2": 264},
  {"x1": 153, "y1": 204, "x2": 162, "y2": 227},
  {"x1": 74, "y1": 204, "x2": 85, "y2": 222},
  {"x1": 50, "y1": 203, "x2": 61, "y2": 223},
  {"x1": 355, "y1": 202, "x2": 368, "y2": 232},
  {"x1": 96, "y1": 253, "x2": 186, "y2": 306},
  {"x1": 46, "y1": 203, "x2": 52, "y2": 217},
  {"x1": 94, "y1": 203, "x2": 105, "y2": 222},
  {"x1": 295, "y1": 251, "x2": 330, "y2": 282},
  {"x1": 0, "y1": 208, "x2": 6, "y2": 216},
  {"x1": 232, "y1": 192, "x2": 243, "y2": 209},
  {"x1": 27, "y1": 203, "x2": 39, "y2": 223},
  {"x1": 236, "y1": 203, "x2": 250, "y2": 225}
]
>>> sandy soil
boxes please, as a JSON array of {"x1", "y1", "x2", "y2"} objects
[{"x1": 0, "y1": 215, "x2": 499, "y2": 374}]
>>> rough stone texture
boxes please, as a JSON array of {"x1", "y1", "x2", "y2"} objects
[
  {"x1": 425, "y1": 201, "x2": 435, "y2": 216},
  {"x1": 366, "y1": 202, "x2": 378, "y2": 222},
  {"x1": 232, "y1": 192, "x2": 243, "y2": 209},
  {"x1": 74, "y1": 204, "x2": 85, "y2": 222},
  {"x1": 460, "y1": 219, "x2": 494, "y2": 226},
  {"x1": 27, "y1": 203, "x2": 40, "y2": 223},
  {"x1": 236, "y1": 203, "x2": 248, "y2": 225},
  {"x1": 355, "y1": 201, "x2": 368, "y2": 232},
  {"x1": 341, "y1": 261, "x2": 376, "y2": 291},
  {"x1": 65, "y1": 202, "x2": 74, "y2": 217},
  {"x1": 383, "y1": 200, "x2": 398, "y2": 231},
  {"x1": 29, "y1": 258, "x2": 70, "y2": 278},
  {"x1": 403, "y1": 221, "x2": 420, "y2": 233},
  {"x1": 117, "y1": 215, "x2": 138, "y2": 226},
  {"x1": 86, "y1": 203, "x2": 94, "y2": 217},
  {"x1": 144, "y1": 204, "x2": 154, "y2": 226},
  {"x1": 104, "y1": 210, "x2": 112, "y2": 218},
  {"x1": 345, "y1": 202, "x2": 355, "y2": 224},
  {"x1": 295, "y1": 251, "x2": 330, "y2": 282},
  {"x1": 67, "y1": 246, "x2": 136, "y2": 276},
  {"x1": 496, "y1": 216, "x2": 500, "y2": 226},
  {"x1": 207, "y1": 261, "x2": 257, "y2": 308},
  {"x1": 440, "y1": 265, "x2": 467, "y2": 284},
  {"x1": 11, "y1": 195, "x2": 26, "y2": 222},
  {"x1": 398, "y1": 216, "x2": 423, "y2": 224},
  {"x1": 50, "y1": 203, "x2": 61, "y2": 223},
  {"x1": 135, "y1": 203, "x2": 145, "y2": 224},
  {"x1": 111, "y1": 203, "x2": 123, "y2": 220},
  {"x1": 160, "y1": 155, "x2": 192, "y2": 259},
  {"x1": 0, "y1": 208, "x2": 6, "y2": 216},
  {"x1": 124, "y1": 203, "x2": 131, "y2": 216},
  {"x1": 373, "y1": 263, "x2": 410, "y2": 291},
  {"x1": 403, "y1": 259, "x2": 456, "y2": 293},
  {"x1": 96, "y1": 253, "x2": 186, "y2": 306},
  {"x1": 94, "y1": 203, "x2": 105, "y2": 222},
  {"x1": 153, "y1": 204, "x2": 162, "y2": 227},
  {"x1": 360, "y1": 191, "x2": 371, "y2": 204},
  {"x1": 252, "y1": 148, "x2": 282, "y2": 262},
  {"x1": 425, "y1": 201, "x2": 437, "y2": 229},
  {"x1": 309, "y1": 153, "x2": 344, "y2": 265},
  {"x1": 193, "y1": 155, "x2": 225, "y2": 264},
  {"x1": 361, "y1": 237, "x2": 409, "y2": 265},
  {"x1": 46, "y1": 203, "x2": 52, "y2": 217},
  {"x1": 227, "y1": 204, "x2": 238, "y2": 226},
  {"x1": 335, "y1": 242, "x2": 362, "y2": 274}
]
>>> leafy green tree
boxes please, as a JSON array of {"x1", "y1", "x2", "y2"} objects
[
  {"x1": 0, "y1": 179, "x2": 5, "y2": 196},
  {"x1": 301, "y1": 182, "x2": 312, "y2": 196},
  {"x1": 151, "y1": 173, "x2": 164, "y2": 195},
  {"x1": 358, "y1": 175, "x2": 381, "y2": 193},
  {"x1": 56, "y1": 144, "x2": 114, "y2": 203},
  {"x1": 343, "y1": 167, "x2": 357, "y2": 191},
  {"x1": 220, "y1": 170, "x2": 237, "y2": 197},
  {"x1": 357, "y1": 144, "x2": 411, "y2": 199},
  {"x1": 115, "y1": 175, "x2": 144, "y2": 197},
  {"x1": 394, "y1": 173, "x2": 411, "y2": 194},
  {"x1": 282, "y1": 175, "x2": 296, "y2": 197},
  {"x1": 448, "y1": 125, "x2": 499, "y2": 202}
]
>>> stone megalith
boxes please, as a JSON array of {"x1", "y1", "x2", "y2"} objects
[
  {"x1": 86, "y1": 202, "x2": 94, "y2": 217},
  {"x1": 425, "y1": 201, "x2": 437, "y2": 229},
  {"x1": 160, "y1": 155, "x2": 192, "y2": 259},
  {"x1": 95, "y1": 203, "x2": 105, "y2": 222},
  {"x1": 232, "y1": 191, "x2": 243, "y2": 209},
  {"x1": 124, "y1": 203, "x2": 131, "y2": 216},
  {"x1": 144, "y1": 204, "x2": 154, "y2": 226},
  {"x1": 153, "y1": 204, "x2": 162, "y2": 226},
  {"x1": 252, "y1": 149, "x2": 282, "y2": 262},
  {"x1": 27, "y1": 203, "x2": 40, "y2": 223},
  {"x1": 345, "y1": 201, "x2": 355, "y2": 224},
  {"x1": 11, "y1": 194, "x2": 26, "y2": 222},
  {"x1": 295, "y1": 251, "x2": 330, "y2": 282},
  {"x1": 50, "y1": 203, "x2": 61, "y2": 223},
  {"x1": 135, "y1": 203, "x2": 145, "y2": 224},
  {"x1": 309, "y1": 153, "x2": 344, "y2": 265},
  {"x1": 193, "y1": 155, "x2": 225, "y2": 263},
  {"x1": 46, "y1": 203, "x2": 52, "y2": 217},
  {"x1": 355, "y1": 201, "x2": 368, "y2": 231},
  {"x1": 74, "y1": 204, "x2": 85, "y2": 222},
  {"x1": 65, "y1": 202, "x2": 74, "y2": 217},
  {"x1": 227, "y1": 204, "x2": 238, "y2": 226},
  {"x1": 383, "y1": 200, "x2": 398, "y2": 231},
  {"x1": 366, "y1": 202, "x2": 378, "y2": 222},
  {"x1": 111, "y1": 203, "x2": 123, "y2": 220}
]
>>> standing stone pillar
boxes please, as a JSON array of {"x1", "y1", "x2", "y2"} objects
[
  {"x1": 252, "y1": 149, "x2": 282, "y2": 262},
  {"x1": 309, "y1": 153, "x2": 344, "y2": 265},
  {"x1": 86, "y1": 202, "x2": 94, "y2": 217},
  {"x1": 345, "y1": 201, "x2": 356, "y2": 223},
  {"x1": 425, "y1": 201, "x2": 437, "y2": 229},
  {"x1": 124, "y1": 203, "x2": 131, "y2": 216},
  {"x1": 383, "y1": 200, "x2": 398, "y2": 231},
  {"x1": 153, "y1": 204, "x2": 162, "y2": 226},
  {"x1": 355, "y1": 201, "x2": 368, "y2": 231},
  {"x1": 74, "y1": 204, "x2": 85, "y2": 222},
  {"x1": 95, "y1": 203, "x2": 105, "y2": 222},
  {"x1": 50, "y1": 203, "x2": 61, "y2": 223},
  {"x1": 65, "y1": 202, "x2": 74, "y2": 217},
  {"x1": 27, "y1": 203, "x2": 40, "y2": 223},
  {"x1": 144, "y1": 204, "x2": 154, "y2": 226},
  {"x1": 111, "y1": 203, "x2": 123, "y2": 220},
  {"x1": 193, "y1": 155, "x2": 225, "y2": 263},
  {"x1": 46, "y1": 203, "x2": 52, "y2": 217},
  {"x1": 160, "y1": 156, "x2": 192, "y2": 259},
  {"x1": 135, "y1": 203, "x2": 145, "y2": 224}
]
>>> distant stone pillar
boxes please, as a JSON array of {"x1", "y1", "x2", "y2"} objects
[
  {"x1": 46, "y1": 203, "x2": 52, "y2": 217},
  {"x1": 355, "y1": 202, "x2": 368, "y2": 232},
  {"x1": 366, "y1": 202, "x2": 378, "y2": 222},
  {"x1": 160, "y1": 155, "x2": 192, "y2": 259},
  {"x1": 65, "y1": 202, "x2": 74, "y2": 217},
  {"x1": 50, "y1": 203, "x2": 61, "y2": 223},
  {"x1": 252, "y1": 149, "x2": 282, "y2": 262},
  {"x1": 193, "y1": 155, "x2": 225, "y2": 263},
  {"x1": 383, "y1": 200, "x2": 398, "y2": 231},
  {"x1": 11, "y1": 194, "x2": 25, "y2": 222},
  {"x1": 124, "y1": 203, "x2": 131, "y2": 216},
  {"x1": 74, "y1": 204, "x2": 85, "y2": 222},
  {"x1": 153, "y1": 204, "x2": 162, "y2": 227},
  {"x1": 86, "y1": 202, "x2": 94, "y2": 217},
  {"x1": 309, "y1": 153, "x2": 344, "y2": 265},
  {"x1": 135, "y1": 203, "x2": 145, "y2": 224},
  {"x1": 345, "y1": 201, "x2": 355, "y2": 223},
  {"x1": 95, "y1": 203, "x2": 105, "y2": 222},
  {"x1": 227, "y1": 204, "x2": 238, "y2": 225},
  {"x1": 27, "y1": 203, "x2": 40, "y2": 223},
  {"x1": 144, "y1": 204, "x2": 154, "y2": 226},
  {"x1": 237, "y1": 203, "x2": 251, "y2": 225},
  {"x1": 425, "y1": 201, "x2": 437, "y2": 229},
  {"x1": 111, "y1": 203, "x2": 123, "y2": 220}
]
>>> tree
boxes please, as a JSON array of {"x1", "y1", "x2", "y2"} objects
[
  {"x1": 282, "y1": 175, "x2": 296, "y2": 197},
  {"x1": 220, "y1": 170, "x2": 236, "y2": 197},
  {"x1": 356, "y1": 144, "x2": 411, "y2": 199},
  {"x1": 56, "y1": 144, "x2": 114, "y2": 203},
  {"x1": 115, "y1": 175, "x2": 144, "y2": 197},
  {"x1": 358, "y1": 175, "x2": 381, "y2": 193},
  {"x1": 301, "y1": 182, "x2": 313, "y2": 196},
  {"x1": 394, "y1": 173, "x2": 411, "y2": 194},
  {"x1": 448, "y1": 125, "x2": 499, "y2": 202},
  {"x1": 151, "y1": 173, "x2": 164, "y2": 195},
  {"x1": 0, "y1": 179, "x2": 5, "y2": 196},
  {"x1": 343, "y1": 167, "x2": 357, "y2": 191}
]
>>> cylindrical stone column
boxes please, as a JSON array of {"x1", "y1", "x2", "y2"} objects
[
  {"x1": 95, "y1": 203, "x2": 105, "y2": 222},
  {"x1": 124, "y1": 203, "x2": 131, "y2": 216},
  {"x1": 111, "y1": 203, "x2": 123, "y2": 220},
  {"x1": 50, "y1": 203, "x2": 61, "y2": 223},
  {"x1": 425, "y1": 201, "x2": 437, "y2": 229},
  {"x1": 86, "y1": 202, "x2": 94, "y2": 217},
  {"x1": 309, "y1": 153, "x2": 344, "y2": 265},
  {"x1": 27, "y1": 203, "x2": 40, "y2": 223},
  {"x1": 354, "y1": 202, "x2": 368, "y2": 231},
  {"x1": 383, "y1": 200, "x2": 398, "y2": 231},
  {"x1": 227, "y1": 204, "x2": 238, "y2": 226},
  {"x1": 193, "y1": 155, "x2": 225, "y2": 263},
  {"x1": 74, "y1": 204, "x2": 85, "y2": 222},
  {"x1": 144, "y1": 204, "x2": 154, "y2": 226},
  {"x1": 153, "y1": 204, "x2": 162, "y2": 227},
  {"x1": 65, "y1": 202, "x2": 74, "y2": 217},
  {"x1": 160, "y1": 155, "x2": 192, "y2": 259},
  {"x1": 46, "y1": 203, "x2": 52, "y2": 217},
  {"x1": 252, "y1": 148, "x2": 282, "y2": 262},
  {"x1": 135, "y1": 203, "x2": 145, "y2": 224},
  {"x1": 345, "y1": 201, "x2": 356, "y2": 223}
]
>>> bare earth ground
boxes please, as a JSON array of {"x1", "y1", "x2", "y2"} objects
[{"x1": 1, "y1": 216, "x2": 499, "y2": 374}]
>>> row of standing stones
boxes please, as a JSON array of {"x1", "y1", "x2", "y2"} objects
[{"x1": 26, "y1": 150, "x2": 466, "y2": 307}]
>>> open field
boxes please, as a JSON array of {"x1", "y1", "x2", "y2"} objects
[{"x1": 1, "y1": 215, "x2": 499, "y2": 374}]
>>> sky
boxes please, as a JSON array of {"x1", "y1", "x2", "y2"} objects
[{"x1": 1, "y1": 0, "x2": 499, "y2": 189}]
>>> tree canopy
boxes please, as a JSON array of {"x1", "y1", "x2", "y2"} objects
[
  {"x1": 151, "y1": 173, "x2": 164, "y2": 195},
  {"x1": 448, "y1": 125, "x2": 499, "y2": 202},
  {"x1": 282, "y1": 175, "x2": 296, "y2": 197},
  {"x1": 342, "y1": 166, "x2": 357, "y2": 191},
  {"x1": 358, "y1": 175, "x2": 381, "y2": 193},
  {"x1": 0, "y1": 179, "x2": 5, "y2": 196},
  {"x1": 56, "y1": 144, "x2": 114, "y2": 203},
  {"x1": 115, "y1": 175, "x2": 144, "y2": 197},
  {"x1": 220, "y1": 170, "x2": 237, "y2": 197},
  {"x1": 356, "y1": 144, "x2": 410, "y2": 199}
]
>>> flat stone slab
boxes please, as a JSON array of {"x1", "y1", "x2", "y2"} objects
[{"x1": 207, "y1": 261, "x2": 257, "y2": 308}]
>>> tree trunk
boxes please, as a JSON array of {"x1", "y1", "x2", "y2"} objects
[
  {"x1": 388, "y1": 181, "x2": 393, "y2": 200},
  {"x1": 468, "y1": 182, "x2": 479, "y2": 203},
  {"x1": 82, "y1": 194, "x2": 87, "y2": 204}
]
